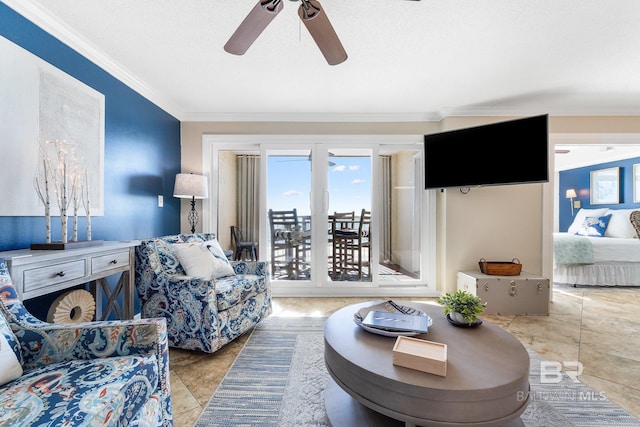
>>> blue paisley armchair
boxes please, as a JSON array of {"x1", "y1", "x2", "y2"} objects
[
  {"x1": 134, "y1": 233, "x2": 272, "y2": 353},
  {"x1": 0, "y1": 258, "x2": 173, "y2": 426}
]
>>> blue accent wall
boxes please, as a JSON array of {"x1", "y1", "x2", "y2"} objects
[
  {"x1": 559, "y1": 156, "x2": 640, "y2": 231},
  {"x1": 0, "y1": 4, "x2": 181, "y2": 317}
]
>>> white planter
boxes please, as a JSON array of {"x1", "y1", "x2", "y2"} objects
[{"x1": 450, "y1": 312, "x2": 467, "y2": 323}]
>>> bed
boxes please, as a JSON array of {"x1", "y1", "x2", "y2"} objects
[{"x1": 554, "y1": 208, "x2": 640, "y2": 287}]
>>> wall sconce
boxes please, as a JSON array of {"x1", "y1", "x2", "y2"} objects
[
  {"x1": 174, "y1": 173, "x2": 209, "y2": 233},
  {"x1": 565, "y1": 188, "x2": 580, "y2": 216}
]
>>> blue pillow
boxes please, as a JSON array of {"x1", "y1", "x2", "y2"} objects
[{"x1": 576, "y1": 214, "x2": 612, "y2": 237}]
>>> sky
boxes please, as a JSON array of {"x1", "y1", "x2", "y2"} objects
[{"x1": 267, "y1": 155, "x2": 371, "y2": 216}]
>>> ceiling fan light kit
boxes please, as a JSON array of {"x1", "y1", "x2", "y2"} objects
[{"x1": 225, "y1": 0, "x2": 347, "y2": 65}]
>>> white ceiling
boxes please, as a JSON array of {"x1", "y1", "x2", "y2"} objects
[{"x1": 5, "y1": 0, "x2": 640, "y2": 122}]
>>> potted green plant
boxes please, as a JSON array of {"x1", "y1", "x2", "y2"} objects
[{"x1": 438, "y1": 290, "x2": 486, "y2": 325}]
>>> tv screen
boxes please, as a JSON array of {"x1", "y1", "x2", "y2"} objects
[{"x1": 424, "y1": 115, "x2": 549, "y2": 189}]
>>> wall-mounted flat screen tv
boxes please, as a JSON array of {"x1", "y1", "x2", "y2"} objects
[{"x1": 424, "y1": 114, "x2": 549, "y2": 189}]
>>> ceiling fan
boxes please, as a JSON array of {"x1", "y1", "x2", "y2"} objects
[
  {"x1": 225, "y1": 0, "x2": 347, "y2": 65},
  {"x1": 225, "y1": 0, "x2": 421, "y2": 65}
]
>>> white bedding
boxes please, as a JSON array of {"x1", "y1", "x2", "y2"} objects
[
  {"x1": 553, "y1": 233, "x2": 640, "y2": 286},
  {"x1": 553, "y1": 233, "x2": 640, "y2": 263},
  {"x1": 554, "y1": 262, "x2": 640, "y2": 287},
  {"x1": 554, "y1": 207, "x2": 640, "y2": 286},
  {"x1": 589, "y1": 236, "x2": 640, "y2": 263}
]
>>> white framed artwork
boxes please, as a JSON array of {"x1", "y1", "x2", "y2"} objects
[
  {"x1": 634, "y1": 163, "x2": 640, "y2": 203},
  {"x1": 590, "y1": 167, "x2": 620, "y2": 205},
  {"x1": 0, "y1": 35, "x2": 104, "y2": 217}
]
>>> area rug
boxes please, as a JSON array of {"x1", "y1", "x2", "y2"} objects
[{"x1": 194, "y1": 316, "x2": 640, "y2": 427}]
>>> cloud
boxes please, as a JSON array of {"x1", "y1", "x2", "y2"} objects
[
  {"x1": 349, "y1": 165, "x2": 360, "y2": 171},
  {"x1": 333, "y1": 165, "x2": 346, "y2": 172},
  {"x1": 283, "y1": 190, "x2": 302, "y2": 196},
  {"x1": 352, "y1": 179, "x2": 365, "y2": 185}
]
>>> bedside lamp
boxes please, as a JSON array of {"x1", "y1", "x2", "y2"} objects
[
  {"x1": 174, "y1": 173, "x2": 209, "y2": 233},
  {"x1": 565, "y1": 188, "x2": 579, "y2": 216}
]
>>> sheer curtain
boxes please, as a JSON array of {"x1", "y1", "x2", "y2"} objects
[
  {"x1": 381, "y1": 155, "x2": 392, "y2": 264},
  {"x1": 236, "y1": 155, "x2": 260, "y2": 244}
]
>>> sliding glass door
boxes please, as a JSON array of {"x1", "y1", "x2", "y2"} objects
[
  {"x1": 204, "y1": 135, "x2": 432, "y2": 296},
  {"x1": 266, "y1": 148, "x2": 313, "y2": 281},
  {"x1": 326, "y1": 148, "x2": 373, "y2": 283}
]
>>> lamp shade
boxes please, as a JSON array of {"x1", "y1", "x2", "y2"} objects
[
  {"x1": 565, "y1": 189, "x2": 577, "y2": 199},
  {"x1": 173, "y1": 174, "x2": 208, "y2": 199}
]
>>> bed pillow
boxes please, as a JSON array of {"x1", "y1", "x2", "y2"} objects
[
  {"x1": 567, "y1": 208, "x2": 610, "y2": 234},
  {"x1": 576, "y1": 214, "x2": 612, "y2": 237},
  {"x1": 604, "y1": 209, "x2": 639, "y2": 238},
  {"x1": 172, "y1": 242, "x2": 235, "y2": 278},
  {"x1": 631, "y1": 211, "x2": 640, "y2": 239}
]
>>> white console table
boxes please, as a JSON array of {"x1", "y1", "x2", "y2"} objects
[{"x1": 0, "y1": 241, "x2": 140, "y2": 320}]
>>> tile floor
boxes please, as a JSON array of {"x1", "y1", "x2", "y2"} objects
[{"x1": 169, "y1": 284, "x2": 640, "y2": 427}]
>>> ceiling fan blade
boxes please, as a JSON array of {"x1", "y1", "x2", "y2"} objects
[
  {"x1": 298, "y1": 0, "x2": 347, "y2": 65},
  {"x1": 224, "y1": 0, "x2": 284, "y2": 55}
]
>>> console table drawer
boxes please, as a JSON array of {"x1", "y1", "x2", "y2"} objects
[
  {"x1": 91, "y1": 251, "x2": 130, "y2": 275},
  {"x1": 23, "y1": 260, "x2": 86, "y2": 293}
]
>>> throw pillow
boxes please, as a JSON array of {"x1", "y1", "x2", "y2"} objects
[
  {"x1": 203, "y1": 239, "x2": 235, "y2": 270},
  {"x1": 0, "y1": 315, "x2": 23, "y2": 386},
  {"x1": 203, "y1": 239, "x2": 229, "y2": 260},
  {"x1": 567, "y1": 208, "x2": 610, "y2": 234},
  {"x1": 575, "y1": 214, "x2": 612, "y2": 237},
  {"x1": 172, "y1": 243, "x2": 235, "y2": 279},
  {"x1": 631, "y1": 211, "x2": 640, "y2": 239}
]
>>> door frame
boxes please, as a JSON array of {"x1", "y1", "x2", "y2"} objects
[{"x1": 202, "y1": 134, "x2": 437, "y2": 297}]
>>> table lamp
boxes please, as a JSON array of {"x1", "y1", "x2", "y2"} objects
[{"x1": 174, "y1": 173, "x2": 209, "y2": 233}]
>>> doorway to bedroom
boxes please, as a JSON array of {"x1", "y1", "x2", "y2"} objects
[{"x1": 553, "y1": 141, "x2": 640, "y2": 286}]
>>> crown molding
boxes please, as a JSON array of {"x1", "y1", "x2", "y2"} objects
[
  {"x1": 3, "y1": 0, "x2": 183, "y2": 120},
  {"x1": 444, "y1": 104, "x2": 640, "y2": 117},
  {"x1": 181, "y1": 112, "x2": 441, "y2": 123}
]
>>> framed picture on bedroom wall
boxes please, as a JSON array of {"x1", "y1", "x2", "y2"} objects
[
  {"x1": 634, "y1": 163, "x2": 640, "y2": 203},
  {"x1": 590, "y1": 167, "x2": 620, "y2": 205}
]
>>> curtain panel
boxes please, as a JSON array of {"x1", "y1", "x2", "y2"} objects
[{"x1": 236, "y1": 155, "x2": 260, "y2": 245}]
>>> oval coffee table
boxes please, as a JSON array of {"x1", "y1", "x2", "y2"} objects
[{"x1": 324, "y1": 301, "x2": 530, "y2": 426}]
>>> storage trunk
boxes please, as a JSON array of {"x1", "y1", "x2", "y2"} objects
[{"x1": 457, "y1": 271, "x2": 549, "y2": 315}]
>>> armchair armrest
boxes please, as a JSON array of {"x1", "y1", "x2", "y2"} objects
[
  {"x1": 16, "y1": 317, "x2": 168, "y2": 369},
  {"x1": 231, "y1": 260, "x2": 269, "y2": 276}
]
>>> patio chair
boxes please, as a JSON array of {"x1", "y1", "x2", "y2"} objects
[
  {"x1": 330, "y1": 211, "x2": 355, "y2": 278},
  {"x1": 333, "y1": 209, "x2": 371, "y2": 280},
  {"x1": 231, "y1": 225, "x2": 258, "y2": 260},
  {"x1": 268, "y1": 209, "x2": 309, "y2": 279}
]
